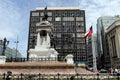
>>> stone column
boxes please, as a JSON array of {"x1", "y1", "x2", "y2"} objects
[
  {"x1": 47, "y1": 33, "x2": 50, "y2": 47},
  {"x1": 36, "y1": 32, "x2": 41, "y2": 47}
]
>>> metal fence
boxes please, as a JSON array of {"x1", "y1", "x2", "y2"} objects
[
  {"x1": 6, "y1": 57, "x2": 65, "y2": 62},
  {"x1": 6, "y1": 58, "x2": 27, "y2": 62},
  {"x1": 0, "y1": 73, "x2": 120, "y2": 80}
]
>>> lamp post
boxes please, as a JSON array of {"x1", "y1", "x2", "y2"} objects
[
  {"x1": 14, "y1": 36, "x2": 19, "y2": 58},
  {"x1": 0, "y1": 38, "x2": 9, "y2": 56}
]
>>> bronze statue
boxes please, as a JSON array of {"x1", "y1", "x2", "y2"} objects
[{"x1": 42, "y1": 6, "x2": 48, "y2": 21}]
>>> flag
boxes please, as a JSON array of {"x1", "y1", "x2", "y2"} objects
[{"x1": 84, "y1": 26, "x2": 93, "y2": 38}]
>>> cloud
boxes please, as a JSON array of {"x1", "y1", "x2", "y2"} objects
[
  {"x1": 0, "y1": 0, "x2": 29, "y2": 57},
  {"x1": 78, "y1": 0, "x2": 120, "y2": 31},
  {"x1": 0, "y1": 0, "x2": 21, "y2": 39}
]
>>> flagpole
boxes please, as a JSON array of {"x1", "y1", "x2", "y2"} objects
[{"x1": 92, "y1": 33, "x2": 97, "y2": 72}]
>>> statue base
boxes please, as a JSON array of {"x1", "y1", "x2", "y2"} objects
[
  {"x1": 28, "y1": 47, "x2": 58, "y2": 61},
  {"x1": 0, "y1": 56, "x2": 6, "y2": 64},
  {"x1": 65, "y1": 54, "x2": 74, "y2": 64}
]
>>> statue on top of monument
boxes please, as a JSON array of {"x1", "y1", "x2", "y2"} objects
[{"x1": 42, "y1": 6, "x2": 48, "y2": 21}]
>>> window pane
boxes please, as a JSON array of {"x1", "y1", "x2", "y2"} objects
[
  {"x1": 76, "y1": 17, "x2": 84, "y2": 21},
  {"x1": 32, "y1": 12, "x2": 39, "y2": 16},
  {"x1": 55, "y1": 17, "x2": 61, "y2": 21}
]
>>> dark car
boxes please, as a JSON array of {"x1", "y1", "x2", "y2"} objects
[
  {"x1": 99, "y1": 69, "x2": 108, "y2": 73},
  {"x1": 87, "y1": 67, "x2": 93, "y2": 71}
]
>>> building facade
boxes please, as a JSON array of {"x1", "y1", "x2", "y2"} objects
[
  {"x1": 107, "y1": 19, "x2": 120, "y2": 68},
  {"x1": 87, "y1": 33, "x2": 97, "y2": 71},
  {"x1": 97, "y1": 16, "x2": 120, "y2": 69},
  {"x1": 27, "y1": 7, "x2": 86, "y2": 63},
  {"x1": 0, "y1": 41, "x2": 22, "y2": 58}
]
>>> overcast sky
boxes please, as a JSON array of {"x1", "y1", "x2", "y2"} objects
[{"x1": 0, "y1": 0, "x2": 120, "y2": 57}]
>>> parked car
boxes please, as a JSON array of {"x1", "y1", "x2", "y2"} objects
[
  {"x1": 87, "y1": 67, "x2": 93, "y2": 71},
  {"x1": 99, "y1": 69, "x2": 108, "y2": 73}
]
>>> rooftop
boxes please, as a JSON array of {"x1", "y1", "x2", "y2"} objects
[{"x1": 36, "y1": 7, "x2": 80, "y2": 11}]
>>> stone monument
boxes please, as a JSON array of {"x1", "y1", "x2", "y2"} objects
[
  {"x1": 0, "y1": 56, "x2": 6, "y2": 64},
  {"x1": 28, "y1": 7, "x2": 58, "y2": 61},
  {"x1": 0, "y1": 38, "x2": 8, "y2": 64},
  {"x1": 65, "y1": 54, "x2": 74, "y2": 64}
]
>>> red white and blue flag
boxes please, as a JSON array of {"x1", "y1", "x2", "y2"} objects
[{"x1": 84, "y1": 26, "x2": 93, "y2": 38}]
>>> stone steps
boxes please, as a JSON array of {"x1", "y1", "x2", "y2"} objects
[{"x1": 0, "y1": 62, "x2": 74, "y2": 69}]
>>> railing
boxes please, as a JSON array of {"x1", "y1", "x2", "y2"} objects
[
  {"x1": 0, "y1": 73, "x2": 120, "y2": 80},
  {"x1": 29, "y1": 57, "x2": 58, "y2": 62},
  {"x1": 6, "y1": 57, "x2": 64, "y2": 62},
  {"x1": 6, "y1": 58, "x2": 27, "y2": 62}
]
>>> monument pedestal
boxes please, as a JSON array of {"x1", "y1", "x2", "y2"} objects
[
  {"x1": 29, "y1": 48, "x2": 58, "y2": 61},
  {"x1": 0, "y1": 56, "x2": 6, "y2": 64},
  {"x1": 65, "y1": 54, "x2": 74, "y2": 64},
  {"x1": 28, "y1": 20, "x2": 58, "y2": 61}
]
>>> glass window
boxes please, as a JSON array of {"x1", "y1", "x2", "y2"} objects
[
  {"x1": 48, "y1": 12, "x2": 52, "y2": 16},
  {"x1": 56, "y1": 33, "x2": 61, "y2": 37},
  {"x1": 77, "y1": 26, "x2": 84, "y2": 32},
  {"x1": 77, "y1": 33, "x2": 85, "y2": 37},
  {"x1": 31, "y1": 17, "x2": 39, "y2": 22},
  {"x1": 40, "y1": 17, "x2": 42, "y2": 21},
  {"x1": 63, "y1": 17, "x2": 74, "y2": 21},
  {"x1": 76, "y1": 17, "x2": 84, "y2": 21},
  {"x1": 76, "y1": 22, "x2": 84, "y2": 26},
  {"x1": 55, "y1": 17, "x2": 61, "y2": 21},
  {"x1": 41, "y1": 12, "x2": 44, "y2": 16},
  {"x1": 32, "y1": 12, "x2": 39, "y2": 16},
  {"x1": 30, "y1": 23, "x2": 36, "y2": 27},
  {"x1": 56, "y1": 45, "x2": 61, "y2": 49},
  {"x1": 48, "y1": 17, "x2": 52, "y2": 21}
]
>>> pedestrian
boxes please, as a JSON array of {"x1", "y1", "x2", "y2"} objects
[{"x1": 110, "y1": 68, "x2": 114, "y2": 75}]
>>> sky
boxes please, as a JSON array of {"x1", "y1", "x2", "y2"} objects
[{"x1": 0, "y1": 0, "x2": 120, "y2": 57}]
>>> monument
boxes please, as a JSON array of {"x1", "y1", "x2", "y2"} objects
[
  {"x1": 28, "y1": 7, "x2": 58, "y2": 61},
  {"x1": 0, "y1": 38, "x2": 8, "y2": 64},
  {"x1": 0, "y1": 56, "x2": 6, "y2": 64},
  {"x1": 65, "y1": 54, "x2": 74, "y2": 64}
]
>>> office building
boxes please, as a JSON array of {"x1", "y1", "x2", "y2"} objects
[
  {"x1": 87, "y1": 33, "x2": 97, "y2": 71},
  {"x1": 0, "y1": 41, "x2": 22, "y2": 58},
  {"x1": 107, "y1": 19, "x2": 120, "y2": 68},
  {"x1": 27, "y1": 7, "x2": 86, "y2": 63},
  {"x1": 97, "y1": 15, "x2": 120, "y2": 69}
]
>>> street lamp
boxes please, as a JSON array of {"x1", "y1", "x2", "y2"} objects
[
  {"x1": 14, "y1": 36, "x2": 19, "y2": 58},
  {"x1": 0, "y1": 38, "x2": 9, "y2": 56}
]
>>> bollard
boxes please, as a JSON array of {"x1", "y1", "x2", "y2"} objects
[
  {"x1": 54, "y1": 75, "x2": 56, "y2": 80},
  {"x1": 17, "y1": 75, "x2": 19, "y2": 80},
  {"x1": 20, "y1": 73, "x2": 23, "y2": 80},
  {"x1": 97, "y1": 73, "x2": 99, "y2": 80},
  {"x1": 80, "y1": 75, "x2": 83, "y2": 80},
  {"x1": 57, "y1": 73, "x2": 60, "y2": 80},
  {"x1": 108, "y1": 75, "x2": 110, "y2": 80},
  {"x1": 67, "y1": 75, "x2": 69, "y2": 80},
  {"x1": 70, "y1": 75, "x2": 74, "y2": 80},
  {"x1": 38, "y1": 73, "x2": 41, "y2": 80},
  {"x1": 29, "y1": 74, "x2": 32, "y2": 80},
  {"x1": 42, "y1": 74, "x2": 44, "y2": 80},
  {"x1": 3, "y1": 73, "x2": 6, "y2": 80},
  {"x1": 117, "y1": 73, "x2": 120, "y2": 80},
  {"x1": 76, "y1": 73, "x2": 79, "y2": 79}
]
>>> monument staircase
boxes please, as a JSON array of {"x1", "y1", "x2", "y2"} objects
[{"x1": 0, "y1": 61, "x2": 76, "y2": 75}]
